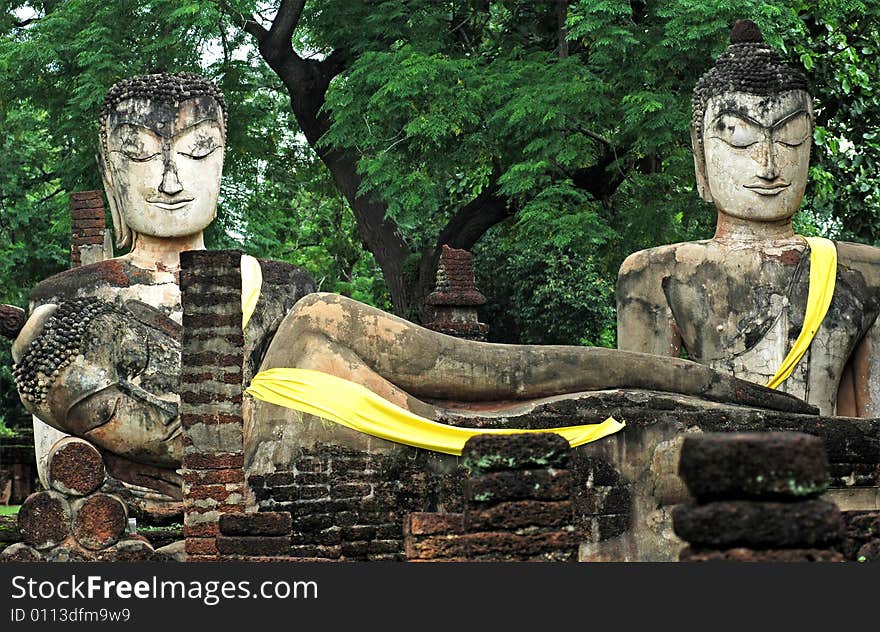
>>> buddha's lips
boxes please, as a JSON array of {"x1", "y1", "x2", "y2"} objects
[
  {"x1": 744, "y1": 183, "x2": 789, "y2": 196},
  {"x1": 147, "y1": 199, "x2": 194, "y2": 210}
]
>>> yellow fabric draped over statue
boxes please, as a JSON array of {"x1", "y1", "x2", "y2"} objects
[
  {"x1": 245, "y1": 368, "x2": 625, "y2": 456},
  {"x1": 765, "y1": 236, "x2": 837, "y2": 389}
]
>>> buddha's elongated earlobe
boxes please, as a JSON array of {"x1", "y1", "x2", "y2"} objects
[
  {"x1": 97, "y1": 151, "x2": 131, "y2": 250},
  {"x1": 691, "y1": 128, "x2": 713, "y2": 204}
]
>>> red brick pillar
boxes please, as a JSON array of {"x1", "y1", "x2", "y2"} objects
[
  {"x1": 70, "y1": 191, "x2": 108, "y2": 268},
  {"x1": 180, "y1": 250, "x2": 246, "y2": 561}
]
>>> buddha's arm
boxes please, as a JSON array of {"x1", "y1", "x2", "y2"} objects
[
  {"x1": 615, "y1": 250, "x2": 682, "y2": 356},
  {"x1": 835, "y1": 244, "x2": 880, "y2": 417},
  {"x1": 836, "y1": 317, "x2": 880, "y2": 417},
  {"x1": 261, "y1": 293, "x2": 815, "y2": 414}
]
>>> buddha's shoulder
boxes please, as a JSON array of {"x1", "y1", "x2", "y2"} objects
[
  {"x1": 619, "y1": 240, "x2": 715, "y2": 277},
  {"x1": 30, "y1": 259, "x2": 151, "y2": 305},
  {"x1": 835, "y1": 240, "x2": 880, "y2": 285}
]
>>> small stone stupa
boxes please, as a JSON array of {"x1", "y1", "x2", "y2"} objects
[{"x1": 424, "y1": 245, "x2": 489, "y2": 341}]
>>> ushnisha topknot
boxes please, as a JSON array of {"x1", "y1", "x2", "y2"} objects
[
  {"x1": 99, "y1": 72, "x2": 227, "y2": 166},
  {"x1": 691, "y1": 20, "x2": 812, "y2": 141},
  {"x1": 12, "y1": 298, "x2": 118, "y2": 404}
]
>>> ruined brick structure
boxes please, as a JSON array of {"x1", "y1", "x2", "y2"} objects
[
  {"x1": 424, "y1": 245, "x2": 489, "y2": 341},
  {"x1": 179, "y1": 250, "x2": 247, "y2": 560},
  {"x1": 69, "y1": 191, "x2": 110, "y2": 268},
  {"x1": 404, "y1": 434, "x2": 580, "y2": 561},
  {"x1": 674, "y1": 432, "x2": 846, "y2": 561}
]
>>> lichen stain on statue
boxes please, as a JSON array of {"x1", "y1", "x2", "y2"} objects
[{"x1": 617, "y1": 20, "x2": 880, "y2": 417}]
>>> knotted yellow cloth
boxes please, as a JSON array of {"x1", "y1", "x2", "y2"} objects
[
  {"x1": 765, "y1": 236, "x2": 837, "y2": 389},
  {"x1": 246, "y1": 368, "x2": 625, "y2": 456}
]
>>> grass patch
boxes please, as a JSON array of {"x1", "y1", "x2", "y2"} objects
[{"x1": 0, "y1": 505, "x2": 20, "y2": 516}]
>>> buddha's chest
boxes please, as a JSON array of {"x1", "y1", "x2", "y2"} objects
[{"x1": 662, "y1": 252, "x2": 878, "y2": 369}]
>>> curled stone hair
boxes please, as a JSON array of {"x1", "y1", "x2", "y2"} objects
[
  {"x1": 99, "y1": 72, "x2": 228, "y2": 168},
  {"x1": 691, "y1": 20, "x2": 812, "y2": 144},
  {"x1": 13, "y1": 298, "x2": 118, "y2": 404}
]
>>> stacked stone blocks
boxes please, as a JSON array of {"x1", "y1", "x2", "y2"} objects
[
  {"x1": 1, "y1": 437, "x2": 158, "y2": 561},
  {"x1": 675, "y1": 432, "x2": 845, "y2": 561},
  {"x1": 404, "y1": 433, "x2": 581, "y2": 561}
]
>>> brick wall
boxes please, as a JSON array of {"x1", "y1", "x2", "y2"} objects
[{"x1": 249, "y1": 446, "x2": 466, "y2": 560}]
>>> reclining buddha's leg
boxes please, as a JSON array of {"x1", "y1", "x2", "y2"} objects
[{"x1": 260, "y1": 294, "x2": 816, "y2": 415}]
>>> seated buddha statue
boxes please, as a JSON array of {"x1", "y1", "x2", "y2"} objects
[
  {"x1": 8, "y1": 73, "x2": 315, "y2": 497},
  {"x1": 616, "y1": 21, "x2": 880, "y2": 417}
]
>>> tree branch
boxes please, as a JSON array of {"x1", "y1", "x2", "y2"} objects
[
  {"x1": 212, "y1": 0, "x2": 266, "y2": 41},
  {"x1": 437, "y1": 187, "x2": 513, "y2": 250},
  {"x1": 267, "y1": 0, "x2": 306, "y2": 51}
]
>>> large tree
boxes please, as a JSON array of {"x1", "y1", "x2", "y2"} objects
[{"x1": 221, "y1": 0, "x2": 880, "y2": 322}]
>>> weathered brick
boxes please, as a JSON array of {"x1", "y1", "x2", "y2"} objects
[
  {"x1": 185, "y1": 538, "x2": 218, "y2": 555},
  {"x1": 679, "y1": 432, "x2": 829, "y2": 501},
  {"x1": 181, "y1": 413, "x2": 243, "y2": 429},
  {"x1": 296, "y1": 513, "x2": 335, "y2": 532},
  {"x1": 331, "y1": 482, "x2": 371, "y2": 499},
  {"x1": 183, "y1": 469, "x2": 244, "y2": 485},
  {"x1": 406, "y1": 530, "x2": 579, "y2": 560},
  {"x1": 462, "y1": 433, "x2": 571, "y2": 472},
  {"x1": 340, "y1": 541, "x2": 369, "y2": 557},
  {"x1": 219, "y1": 512, "x2": 292, "y2": 536},
  {"x1": 183, "y1": 483, "x2": 244, "y2": 501},
  {"x1": 315, "y1": 527, "x2": 342, "y2": 545},
  {"x1": 183, "y1": 453, "x2": 244, "y2": 469},
  {"x1": 342, "y1": 525, "x2": 376, "y2": 541},
  {"x1": 216, "y1": 535, "x2": 291, "y2": 556},
  {"x1": 299, "y1": 485, "x2": 332, "y2": 500},
  {"x1": 265, "y1": 472, "x2": 297, "y2": 487},
  {"x1": 673, "y1": 500, "x2": 843, "y2": 548},
  {"x1": 405, "y1": 512, "x2": 465, "y2": 536},
  {"x1": 466, "y1": 500, "x2": 573, "y2": 531},
  {"x1": 184, "y1": 523, "x2": 219, "y2": 538},
  {"x1": 466, "y1": 469, "x2": 571, "y2": 504}
]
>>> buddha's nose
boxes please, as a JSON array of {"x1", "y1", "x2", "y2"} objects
[
  {"x1": 756, "y1": 138, "x2": 779, "y2": 180},
  {"x1": 159, "y1": 156, "x2": 184, "y2": 195}
]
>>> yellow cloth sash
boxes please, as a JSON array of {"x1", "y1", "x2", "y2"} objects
[
  {"x1": 765, "y1": 236, "x2": 837, "y2": 389},
  {"x1": 246, "y1": 368, "x2": 625, "y2": 456},
  {"x1": 241, "y1": 254, "x2": 262, "y2": 329}
]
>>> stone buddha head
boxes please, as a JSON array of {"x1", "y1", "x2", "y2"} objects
[
  {"x1": 12, "y1": 298, "x2": 182, "y2": 468},
  {"x1": 98, "y1": 73, "x2": 227, "y2": 250},
  {"x1": 691, "y1": 20, "x2": 813, "y2": 225}
]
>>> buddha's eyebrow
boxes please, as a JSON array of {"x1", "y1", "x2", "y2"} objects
[
  {"x1": 771, "y1": 109, "x2": 809, "y2": 129},
  {"x1": 111, "y1": 122, "x2": 162, "y2": 139},
  {"x1": 711, "y1": 108, "x2": 810, "y2": 130},
  {"x1": 172, "y1": 118, "x2": 222, "y2": 139},
  {"x1": 710, "y1": 110, "x2": 763, "y2": 128}
]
